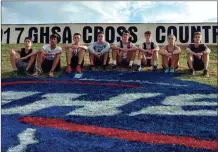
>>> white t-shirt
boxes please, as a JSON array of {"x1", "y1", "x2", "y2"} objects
[{"x1": 42, "y1": 44, "x2": 62, "y2": 60}]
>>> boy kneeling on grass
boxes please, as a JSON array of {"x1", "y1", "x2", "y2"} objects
[{"x1": 8, "y1": 37, "x2": 36, "y2": 77}]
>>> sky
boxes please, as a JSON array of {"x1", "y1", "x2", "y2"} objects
[{"x1": 2, "y1": 1, "x2": 217, "y2": 24}]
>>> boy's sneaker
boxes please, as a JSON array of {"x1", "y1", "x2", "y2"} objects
[
  {"x1": 65, "y1": 65, "x2": 72, "y2": 73},
  {"x1": 164, "y1": 68, "x2": 169, "y2": 73},
  {"x1": 153, "y1": 65, "x2": 158, "y2": 72},
  {"x1": 128, "y1": 65, "x2": 132, "y2": 71},
  {"x1": 189, "y1": 69, "x2": 195, "y2": 76},
  {"x1": 76, "y1": 65, "x2": 82, "y2": 73},
  {"x1": 112, "y1": 64, "x2": 117, "y2": 70},
  {"x1": 12, "y1": 70, "x2": 18, "y2": 77},
  {"x1": 102, "y1": 65, "x2": 107, "y2": 71},
  {"x1": 49, "y1": 70, "x2": 55, "y2": 78},
  {"x1": 169, "y1": 67, "x2": 175, "y2": 73},
  {"x1": 136, "y1": 65, "x2": 141, "y2": 71},
  {"x1": 23, "y1": 70, "x2": 30, "y2": 76},
  {"x1": 203, "y1": 69, "x2": 209, "y2": 77},
  {"x1": 32, "y1": 69, "x2": 42, "y2": 77},
  {"x1": 89, "y1": 65, "x2": 95, "y2": 71}
]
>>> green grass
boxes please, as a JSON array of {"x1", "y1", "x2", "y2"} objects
[{"x1": 1, "y1": 44, "x2": 217, "y2": 87}]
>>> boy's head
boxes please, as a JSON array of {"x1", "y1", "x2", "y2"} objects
[
  {"x1": 97, "y1": 31, "x2": 104, "y2": 42},
  {"x1": 73, "y1": 33, "x2": 81, "y2": 44},
  {"x1": 193, "y1": 32, "x2": 202, "y2": 43},
  {"x1": 144, "y1": 31, "x2": 152, "y2": 41},
  {"x1": 24, "y1": 37, "x2": 32, "y2": 47},
  {"x1": 167, "y1": 34, "x2": 176, "y2": 45},
  {"x1": 50, "y1": 34, "x2": 59, "y2": 45},
  {"x1": 122, "y1": 30, "x2": 130, "y2": 41}
]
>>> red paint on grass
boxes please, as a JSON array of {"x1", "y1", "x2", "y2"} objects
[
  {"x1": 1, "y1": 80, "x2": 140, "y2": 88},
  {"x1": 18, "y1": 116, "x2": 217, "y2": 151}
]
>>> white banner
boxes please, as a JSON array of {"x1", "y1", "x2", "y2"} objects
[{"x1": 1, "y1": 23, "x2": 217, "y2": 45}]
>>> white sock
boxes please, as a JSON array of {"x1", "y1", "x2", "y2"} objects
[
  {"x1": 154, "y1": 61, "x2": 157, "y2": 66},
  {"x1": 129, "y1": 61, "x2": 133, "y2": 66},
  {"x1": 137, "y1": 60, "x2": 141, "y2": 66},
  {"x1": 113, "y1": 60, "x2": 117, "y2": 65}
]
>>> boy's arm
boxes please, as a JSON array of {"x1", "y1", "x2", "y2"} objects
[
  {"x1": 159, "y1": 46, "x2": 169, "y2": 56},
  {"x1": 62, "y1": 44, "x2": 72, "y2": 50},
  {"x1": 111, "y1": 42, "x2": 121, "y2": 50},
  {"x1": 78, "y1": 45, "x2": 88, "y2": 50},
  {"x1": 20, "y1": 49, "x2": 39, "y2": 60},
  {"x1": 88, "y1": 43, "x2": 96, "y2": 54},
  {"x1": 127, "y1": 43, "x2": 138, "y2": 52},
  {"x1": 203, "y1": 45, "x2": 211, "y2": 54},
  {"x1": 9, "y1": 48, "x2": 21, "y2": 53},
  {"x1": 172, "y1": 46, "x2": 181, "y2": 55},
  {"x1": 186, "y1": 44, "x2": 196, "y2": 55},
  {"x1": 153, "y1": 43, "x2": 160, "y2": 52},
  {"x1": 100, "y1": 42, "x2": 110, "y2": 55}
]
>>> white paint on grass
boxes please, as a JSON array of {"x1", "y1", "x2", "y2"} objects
[
  {"x1": 2, "y1": 91, "x2": 216, "y2": 117},
  {"x1": 2, "y1": 91, "x2": 40, "y2": 105},
  {"x1": 7, "y1": 128, "x2": 38, "y2": 152},
  {"x1": 74, "y1": 73, "x2": 83, "y2": 79},
  {"x1": 67, "y1": 93, "x2": 161, "y2": 116},
  {"x1": 130, "y1": 94, "x2": 217, "y2": 116},
  {"x1": 2, "y1": 93, "x2": 85, "y2": 115},
  {"x1": 1, "y1": 92, "x2": 160, "y2": 116},
  {"x1": 79, "y1": 78, "x2": 188, "y2": 87}
]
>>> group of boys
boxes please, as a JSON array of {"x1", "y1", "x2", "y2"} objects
[{"x1": 8, "y1": 30, "x2": 210, "y2": 77}]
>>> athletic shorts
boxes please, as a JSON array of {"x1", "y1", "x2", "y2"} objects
[
  {"x1": 16, "y1": 61, "x2": 35, "y2": 74},
  {"x1": 93, "y1": 55, "x2": 110, "y2": 66},
  {"x1": 188, "y1": 56, "x2": 204, "y2": 71},
  {"x1": 71, "y1": 55, "x2": 84, "y2": 68},
  {"x1": 146, "y1": 59, "x2": 152, "y2": 67},
  {"x1": 41, "y1": 58, "x2": 61, "y2": 73},
  {"x1": 119, "y1": 57, "x2": 129, "y2": 66}
]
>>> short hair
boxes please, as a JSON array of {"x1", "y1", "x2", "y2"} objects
[
  {"x1": 73, "y1": 33, "x2": 81, "y2": 37},
  {"x1": 122, "y1": 30, "x2": 130, "y2": 35},
  {"x1": 97, "y1": 31, "x2": 104, "y2": 36},
  {"x1": 144, "y1": 31, "x2": 151, "y2": 35},
  {"x1": 194, "y1": 32, "x2": 202, "y2": 36},
  {"x1": 24, "y1": 37, "x2": 32, "y2": 42},
  {"x1": 168, "y1": 34, "x2": 176, "y2": 39},
  {"x1": 50, "y1": 34, "x2": 59, "y2": 39}
]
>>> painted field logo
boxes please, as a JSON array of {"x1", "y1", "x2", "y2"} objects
[{"x1": 1, "y1": 71, "x2": 217, "y2": 152}]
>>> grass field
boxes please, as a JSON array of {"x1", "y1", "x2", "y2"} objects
[{"x1": 1, "y1": 44, "x2": 217, "y2": 87}]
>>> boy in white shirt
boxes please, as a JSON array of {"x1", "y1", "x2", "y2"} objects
[{"x1": 32, "y1": 34, "x2": 62, "y2": 77}]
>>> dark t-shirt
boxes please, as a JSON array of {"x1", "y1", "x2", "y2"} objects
[
  {"x1": 20, "y1": 48, "x2": 33, "y2": 63},
  {"x1": 188, "y1": 44, "x2": 207, "y2": 53}
]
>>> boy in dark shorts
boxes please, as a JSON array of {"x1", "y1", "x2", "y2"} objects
[
  {"x1": 111, "y1": 30, "x2": 137, "y2": 71},
  {"x1": 8, "y1": 37, "x2": 36, "y2": 77},
  {"x1": 32, "y1": 34, "x2": 62, "y2": 77},
  {"x1": 88, "y1": 31, "x2": 110, "y2": 70},
  {"x1": 186, "y1": 32, "x2": 211, "y2": 77},
  {"x1": 137, "y1": 31, "x2": 159, "y2": 72},
  {"x1": 63, "y1": 33, "x2": 87, "y2": 73}
]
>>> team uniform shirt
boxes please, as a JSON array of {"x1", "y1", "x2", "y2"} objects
[
  {"x1": 139, "y1": 42, "x2": 158, "y2": 59},
  {"x1": 42, "y1": 45, "x2": 62, "y2": 60},
  {"x1": 116, "y1": 41, "x2": 136, "y2": 58},
  {"x1": 20, "y1": 48, "x2": 33, "y2": 63},
  {"x1": 188, "y1": 44, "x2": 208, "y2": 54},
  {"x1": 88, "y1": 41, "x2": 110, "y2": 55}
]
